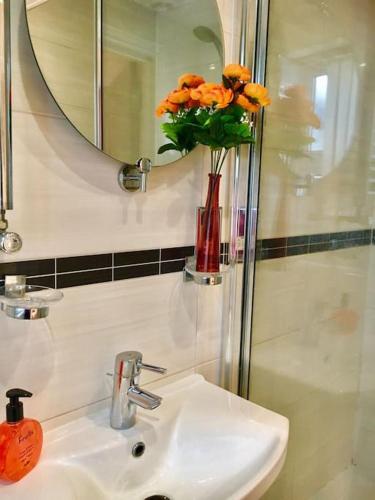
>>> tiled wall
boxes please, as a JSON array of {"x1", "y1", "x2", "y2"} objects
[{"x1": 0, "y1": 0, "x2": 239, "y2": 423}]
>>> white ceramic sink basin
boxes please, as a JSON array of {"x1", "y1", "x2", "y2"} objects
[{"x1": 0, "y1": 375, "x2": 288, "y2": 500}]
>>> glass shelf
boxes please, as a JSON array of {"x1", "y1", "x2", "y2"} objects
[
  {"x1": 183, "y1": 257, "x2": 229, "y2": 286},
  {"x1": 0, "y1": 284, "x2": 63, "y2": 320}
]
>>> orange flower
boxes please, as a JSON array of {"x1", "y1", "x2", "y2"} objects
[
  {"x1": 185, "y1": 98, "x2": 201, "y2": 109},
  {"x1": 191, "y1": 83, "x2": 233, "y2": 109},
  {"x1": 235, "y1": 94, "x2": 257, "y2": 112},
  {"x1": 244, "y1": 83, "x2": 271, "y2": 106},
  {"x1": 167, "y1": 88, "x2": 191, "y2": 104},
  {"x1": 236, "y1": 83, "x2": 271, "y2": 112},
  {"x1": 178, "y1": 73, "x2": 205, "y2": 89},
  {"x1": 223, "y1": 64, "x2": 251, "y2": 82},
  {"x1": 155, "y1": 99, "x2": 179, "y2": 117}
]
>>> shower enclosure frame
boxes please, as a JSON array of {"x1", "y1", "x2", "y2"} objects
[{"x1": 229, "y1": 0, "x2": 270, "y2": 399}]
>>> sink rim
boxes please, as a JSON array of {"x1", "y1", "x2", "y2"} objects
[{"x1": 3, "y1": 374, "x2": 289, "y2": 500}]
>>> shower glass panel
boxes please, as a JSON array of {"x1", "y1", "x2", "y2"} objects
[{"x1": 248, "y1": 0, "x2": 375, "y2": 498}]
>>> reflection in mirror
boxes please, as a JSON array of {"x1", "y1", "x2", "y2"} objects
[
  {"x1": 269, "y1": 43, "x2": 360, "y2": 196},
  {"x1": 25, "y1": 0, "x2": 223, "y2": 167}
]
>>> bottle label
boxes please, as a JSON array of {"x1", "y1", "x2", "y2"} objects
[
  {"x1": 18, "y1": 430, "x2": 35, "y2": 468},
  {"x1": 1, "y1": 420, "x2": 42, "y2": 482}
]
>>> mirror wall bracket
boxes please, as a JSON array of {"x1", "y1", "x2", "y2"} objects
[
  {"x1": 0, "y1": 0, "x2": 22, "y2": 254},
  {"x1": 118, "y1": 158, "x2": 152, "y2": 193}
]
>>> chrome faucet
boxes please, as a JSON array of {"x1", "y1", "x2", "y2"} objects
[{"x1": 110, "y1": 351, "x2": 167, "y2": 430}]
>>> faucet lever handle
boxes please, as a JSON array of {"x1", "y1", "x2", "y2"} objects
[{"x1": 138, "y1": 362, "x2": 167, "y2": 375}]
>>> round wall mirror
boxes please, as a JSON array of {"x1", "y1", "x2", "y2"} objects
[{"x1": 24, "y1": 0, "x2": 224, "y2": 167}]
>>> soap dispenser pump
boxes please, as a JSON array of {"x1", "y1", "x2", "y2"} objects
[{"x1": 0, "y1": 389, "x2": 43, "y2": 482}]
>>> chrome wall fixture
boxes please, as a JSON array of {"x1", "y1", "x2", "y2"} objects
[
  {"x1": 118, "y1": 158, "x2": 152, "y2": 193},
  {"x1": 0, "y1": 0, "x2": 22, "y2": 254},
  {"x1": 109, "y1": 351, "x2": 166, "y2": 430},
  {"x1": 0, "y1": 275, "x2": 63, "y2": 320}
]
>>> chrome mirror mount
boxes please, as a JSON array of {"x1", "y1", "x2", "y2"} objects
[{"x1": 118, "y1": 157, "x2": 152, "y2": 193}]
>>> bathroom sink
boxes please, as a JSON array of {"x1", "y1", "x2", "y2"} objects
[{"x1": 0, "y1": 375, "x2": 288, "y2": 500}]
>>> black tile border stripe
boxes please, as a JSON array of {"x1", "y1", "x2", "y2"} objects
[
  {"x1": 57, "y1": 254, "x2": 112, "y2": 273},
  {"x1": 115, "y1": 249, "x2": 160, "y2": 267},
  {"x1": 0, "y1": 259, "x2": 55, "y2": 278},
  {"x1": 161, "y1": 246, "x2": 194, "y2": 261},
  {"x1": 0, "y1": 230, "x2": 373, "y2": 289},
  {"x1": 160, "y1": 259, "x2": 186, "y2": 274},
  {"x1": 57, "y1": 269, "x2": 112, "y2": 289},
  {"x1": 0, "y1": 246, "x2": 197, "y2": 289},
  {"x1": 114, "y1": 263, "x2": 159, "y2": 281},
  {"x1": 258, "y1": 229, "x2": 373, "y2": 261}
]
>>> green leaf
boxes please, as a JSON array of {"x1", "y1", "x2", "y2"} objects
[
  {"x1": 162, "y1": 123, "x2": 188, "y2": 143},
  {"x1": 158, "y1": 99, "x2": 255, "y2": 155},
  {"x1": 226, "y1": 104, "x2": 246, "y2": 120},
  {"x1": 196, "y1": 109, "x2": 210, "y2": 125},
  {"x1": 158, "y1": 143, "x2": 182, "y2": 154},
  {"x1": 224, "y1": 123, "x2": 251, "y2": 137},
  {"x1": 220, "y1": 114, "x2": 235, "y2": 123},
  {"x1": 209, "y1": 110, "x2": 223, "y2": 123},
  {"x1": 193, "y1": 131, "x2": 220, "y2": 148}
]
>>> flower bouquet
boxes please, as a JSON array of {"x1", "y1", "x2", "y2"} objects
[{"x1": 156, "y1": 64, "x2": 271, "y2": 273}]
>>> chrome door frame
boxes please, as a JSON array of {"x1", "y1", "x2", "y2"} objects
[{"x1": 238, "y1": 0, "x2": 270, "y2": 399}]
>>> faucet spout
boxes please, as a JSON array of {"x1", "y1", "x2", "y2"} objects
[{"x1": 128, "y1": 386, "x2": 162, "y2": 410}]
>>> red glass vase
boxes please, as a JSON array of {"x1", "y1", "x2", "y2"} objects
[{"x1": 195, "y1": 173, "x2": 222, "y2": 273}]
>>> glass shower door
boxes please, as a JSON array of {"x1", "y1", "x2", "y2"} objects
[{"x1": 247, "y1": 0, "x2": 375, "y2": 498}]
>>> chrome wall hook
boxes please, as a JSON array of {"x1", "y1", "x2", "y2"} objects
[
  {"x1": 118, "y1": 158, "x2": 152, "y2": 193},
  {"x1": 0, "y1": 211, "x2": 22, "y2": 254}
]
